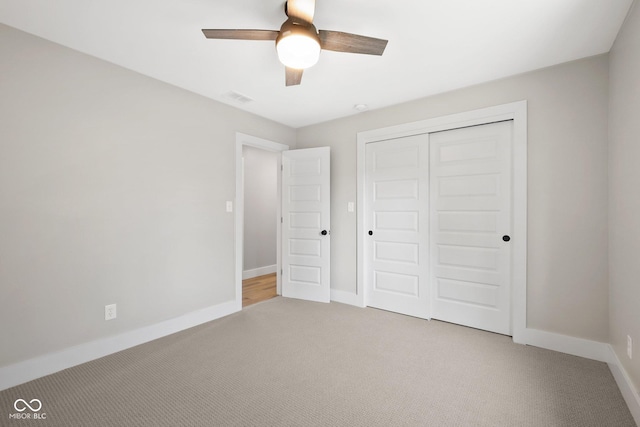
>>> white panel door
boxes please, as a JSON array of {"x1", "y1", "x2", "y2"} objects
[
  {"x1": 365, "y1": 134, "x2": 429, "y2": 319},
  {"x1": 282, "y1": 147, "x2": 330, "y2": 303},
  {"x1": 430, "y1": 121, "x2": 512, "y2": 335}
]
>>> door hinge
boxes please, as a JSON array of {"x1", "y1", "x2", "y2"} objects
[
  {"x1": 281, "y1": 164, "x2": 283, "y2": 171},
  {"x1": 281, "y1": 217, "x2": 283, "y2": 223}
]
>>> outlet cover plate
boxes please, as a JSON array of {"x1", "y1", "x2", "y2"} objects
[{"x1": 105, "y1": 304, "x2": 117, "y2": 321}]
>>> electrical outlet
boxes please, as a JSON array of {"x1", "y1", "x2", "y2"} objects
[
  {"x1": 628, "y1": 335, "x2": 633, "y2": 359},
  {"x1": 105, "y1": 304, "x2": 117, "y2": 321}
]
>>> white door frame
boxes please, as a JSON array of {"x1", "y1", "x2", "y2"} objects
[
  {"x1": 356, "y1": 101, "x2": 527, "y2": 342},
  {"x1": 235, "y1": 133, "x2": 290, "y2": 311}
]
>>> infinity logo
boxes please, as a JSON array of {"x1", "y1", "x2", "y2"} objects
[{"x1": 14, "y1": 399, "x2": 42, "y2": 412}]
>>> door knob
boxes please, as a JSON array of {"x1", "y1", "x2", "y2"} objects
[
  {"x1": 321, "y1": 230, "x2": 328, "y2": 236},
  {"x1": 502, "y1": 235, "x2": 511, "y2": 242},
  {"x1": 368, "y1": 230, "x2": 373, "y2": 236}
]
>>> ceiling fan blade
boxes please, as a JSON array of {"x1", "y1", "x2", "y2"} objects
[
  {"x1": 285, "y1": 67, "x2": 303, "y2": 86},
  {"x1": 319, "y1": 30, "x2": 388, "y2": 55},
  {"x1": 201, "y1": 29, "x2": 279, "y2": 41},
  {"x1": 286, "y1": 0, "x2": 316, "y2": 24}
]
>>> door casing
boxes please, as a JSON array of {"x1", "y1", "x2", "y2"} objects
[{"x1": 356, "y1": 101, "x2": 528, "y2": 342}]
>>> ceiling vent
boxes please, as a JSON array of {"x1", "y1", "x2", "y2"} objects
[{"x1": 223, "y1": 91, "x2": 254, "y2": 104}]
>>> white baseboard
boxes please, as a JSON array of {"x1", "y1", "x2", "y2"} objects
[
  {"x1": 0, "y1": 300, "x2": 239, "y2": 391},
  {"x1": 608, "y1": 345, "x2": 640, "y2": 425},
  {"x1": 520, "y1": 327, "x2": 611, "y2": 362},
  {"x1": 511, "y1": 330, "x2": 640, "y2": 422},
  {"x1": 242, "y1": 264, "x2": 277, "y2": 280},
  {"x1": 330, "y1": 289, "x2": 361, "y2": 306}
]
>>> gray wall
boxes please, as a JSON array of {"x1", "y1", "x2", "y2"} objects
[
  {"x1": 0, "y1": 24, "x2": 295, "y2": 368},
  {"x1": 296, "y1": 55, "x2": 610, "y2": 343},
  {"x1": 609, "y1": 1, "x2": 640, "y2": 392},
  {"x1": 242, "y1": 146, "x2": 278, "y2": 273}
]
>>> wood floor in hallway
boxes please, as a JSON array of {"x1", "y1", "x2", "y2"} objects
[{"x1": 242, "y1": 273, "x2": 277, "y2": 307}]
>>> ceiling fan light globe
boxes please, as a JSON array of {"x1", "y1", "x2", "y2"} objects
[{"x1": 277, "y1": 33, "x2": 320, "y2": 69}]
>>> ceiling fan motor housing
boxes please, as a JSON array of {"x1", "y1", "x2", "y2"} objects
[{"x1": 276, "y1": 19, "x2": 321, "y2": 69}]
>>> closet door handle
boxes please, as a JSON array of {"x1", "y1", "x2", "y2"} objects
[
  {"x1": 502, "y1": 235, "x2": 511, "y2": 242},
  {"x1": 321, "y1": 230, "x2": 328, "y2": 236},
  {"x1": 368, "y1": 230, "x2": 373, "y2": 236}
]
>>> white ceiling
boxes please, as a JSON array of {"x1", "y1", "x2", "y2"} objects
[{"x1": 0, "y1": 0, "x2": 634, "y2": 128}]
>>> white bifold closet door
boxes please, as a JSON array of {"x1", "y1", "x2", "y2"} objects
[
  {"x1": 429, "y1": 121, "x2": 512, "y2": 335},
  {"x1": 365, "y1": 134, "x2": 430, "y2": 319}
]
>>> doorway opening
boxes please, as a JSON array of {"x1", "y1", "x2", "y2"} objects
[
  {"x1": 241, "y1": 145, "x2": 279, "y2": 307},
  {"x1": 235, "y1": 133, "x2": 290, "y2": 310}
]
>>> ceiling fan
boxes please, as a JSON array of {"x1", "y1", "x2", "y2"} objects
[{"x1": 202, "y1": 0, "x2": 388, "y2": 86}]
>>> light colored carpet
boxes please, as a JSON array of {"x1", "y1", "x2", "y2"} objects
[{"x1": 0, "y1": 297, "x2": 636, "y2": 426}]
